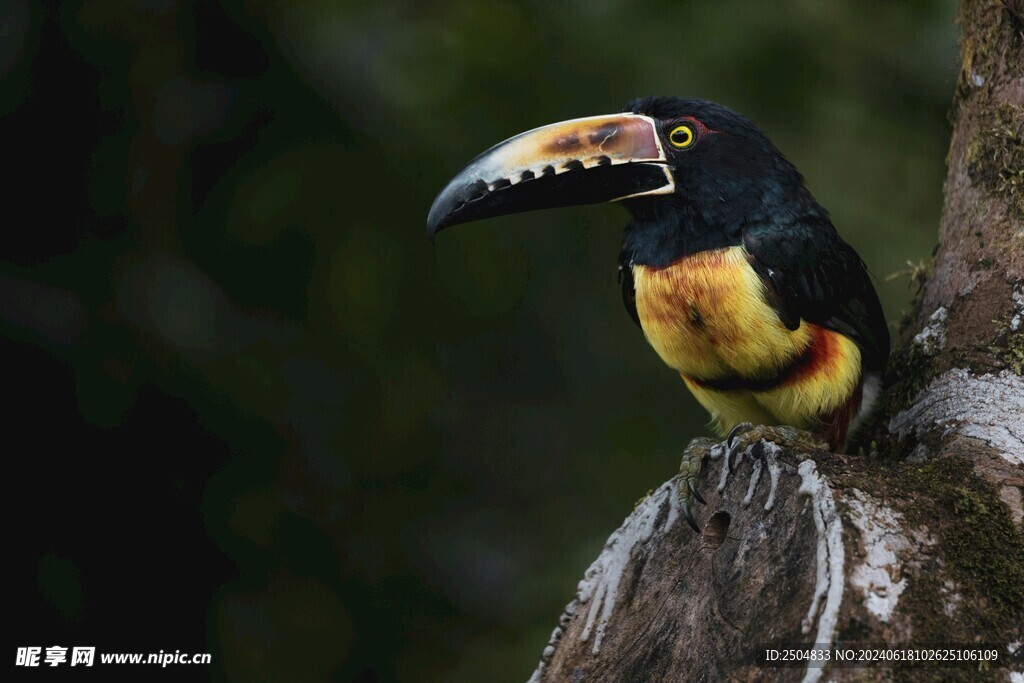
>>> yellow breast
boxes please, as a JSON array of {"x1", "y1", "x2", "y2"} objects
[
  {"x1": 631, "y1": 246, "x2": 811, "y2": 381},
  {"x1": 632, "y1": 245, "x2": 864, "y2": 437}
]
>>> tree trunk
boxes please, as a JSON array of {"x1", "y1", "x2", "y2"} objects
[{"x1": 530, "y1": 2, "x2": 1023, "y2": 681}]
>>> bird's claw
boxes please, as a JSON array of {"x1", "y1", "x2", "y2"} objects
[
  {"x1": 678, "y1": 436, "x2": 715, "y2": 532},
  {"x1": 726, "y1": 422, "x2": 755, "y2": 471},
  {"x1": 726, "y1": 422, "x2": 752, "y2": 450},
  {"x1": 688, "y1": 479, "x2": 706, "y2": 504},
  {"x1": 681, "y1": 501, "x2": 700, "y2": 533},
  {"x1": 724, "y1": 422, "x2": 826, "y2": 462}
]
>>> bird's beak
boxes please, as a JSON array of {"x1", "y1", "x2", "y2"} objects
[{"x1": 427, "y1": 113, "x2": 673, "y2": 237}]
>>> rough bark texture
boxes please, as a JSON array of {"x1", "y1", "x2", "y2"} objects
[{"x1": 531, "y1": 2, "x2": 1024, "y2": 681}]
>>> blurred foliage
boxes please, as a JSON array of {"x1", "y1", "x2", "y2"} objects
[{"x1": 3, "y1": 0, "x2": 955, "y2": 680}]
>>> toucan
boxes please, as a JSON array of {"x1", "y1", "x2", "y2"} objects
[{"x1": 428, "y1": 97, "x2": 889, "y2": 527}]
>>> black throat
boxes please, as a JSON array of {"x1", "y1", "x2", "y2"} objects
[
  {"x1": 620, "y1": 167, "x2": 825, "y2": 269},
  {"x1": 620, "y1": 197, "x2": 743, "y2": 268}
]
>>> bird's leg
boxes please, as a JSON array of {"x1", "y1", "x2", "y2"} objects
[
  {"x1": 725, "y1": 422, "x2": 826, "y2": 468},
  {"x1": 678, "y1": 436, "x2": 716, "y2": 532}
]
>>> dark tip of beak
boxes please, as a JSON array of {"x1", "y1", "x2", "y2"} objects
[{"x1": 427, "y1": 179, "x2": 488, "y2": 239}]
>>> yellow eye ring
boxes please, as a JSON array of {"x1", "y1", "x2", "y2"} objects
[{"x1": 669, "y1": 124, "x2": 695, "y2": 149}]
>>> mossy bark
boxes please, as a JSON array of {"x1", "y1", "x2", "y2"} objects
[{"x1": 531, "y1": 2, "x2": 1023, "y2": 680}]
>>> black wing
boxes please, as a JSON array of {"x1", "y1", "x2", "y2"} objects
[
  {"x1": 743, "y1": 221, "x2": 890, "y2": 373},
  {"x1": 618, "y1": 247, "x2": 641, "y2": 328}
]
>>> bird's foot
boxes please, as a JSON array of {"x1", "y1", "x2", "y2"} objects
[
  {"x1": 724, "y1": 422, "x2": 826, "y2": 471},
  {"x1": 676, "y1": 425, "x2": 825, "y2": 532},
  {"x1": 677, "y1": 436, "x2": 717, "y2": 532}
]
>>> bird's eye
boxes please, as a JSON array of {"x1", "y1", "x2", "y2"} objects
[{"x1": 669, "y1": 124, "x2": 695, "y2": 149}]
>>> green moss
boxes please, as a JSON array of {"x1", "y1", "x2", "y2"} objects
[
  {"x1": 836, "y1": 453, "x2": 1024, "y2": 660},
  {"x1": 1006, "y1": 331, "x2": 1024, "y2": 374},
  {"x1": 956, "y1": 0, "x2": 1024, "y2": 219},
  {"x1": 966, "y1": 103, "x2": 1024, "y2": 219},
  {"x1": 989, "y1": 304, "x2": 1024, "y2": 375},
  {"x1": 901, "y1": 457, "x2": 1024, "y2": 642},
  {"x1": 888, "y1": 346, "x2": 933, "y2": 410},
  {"x1": 957, "y1": 2, "x2": 1023, "y2": 101},
  {"x1": 974, "y1": 256, "x2": 994, "y2": 271}
]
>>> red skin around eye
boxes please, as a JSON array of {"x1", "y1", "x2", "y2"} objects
[{"x1": 677, "y1": 116, "x2": 720, "y2": 137}]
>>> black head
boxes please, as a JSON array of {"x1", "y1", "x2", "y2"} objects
[{"x1": 617, "y1": 97, "x2": 825, "y2": 265}]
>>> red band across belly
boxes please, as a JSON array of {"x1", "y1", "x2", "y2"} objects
[{"x1": 685, "y1": 324, "x2": 834, "y2": 393}]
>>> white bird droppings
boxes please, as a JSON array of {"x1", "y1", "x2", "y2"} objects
[
  {"x1": 718, "y1": 440, "x2": 782, "y2": 510},
  {"x1": 797, "y1": 459, "x2": 845, "y2": 683},
  {"x1": 845, "y1": 490, "x2": 910, "y2": 623},
  {"x1": 742, "y1": 459, "x2": 763, "y2": 506},
  {"x1": 576, "y1": 479, "x2": 680, "y2": 654}
]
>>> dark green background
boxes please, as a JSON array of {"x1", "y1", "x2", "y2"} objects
[{"x1": 4, "y1": 1, "x2": 953, "y2": 680}]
